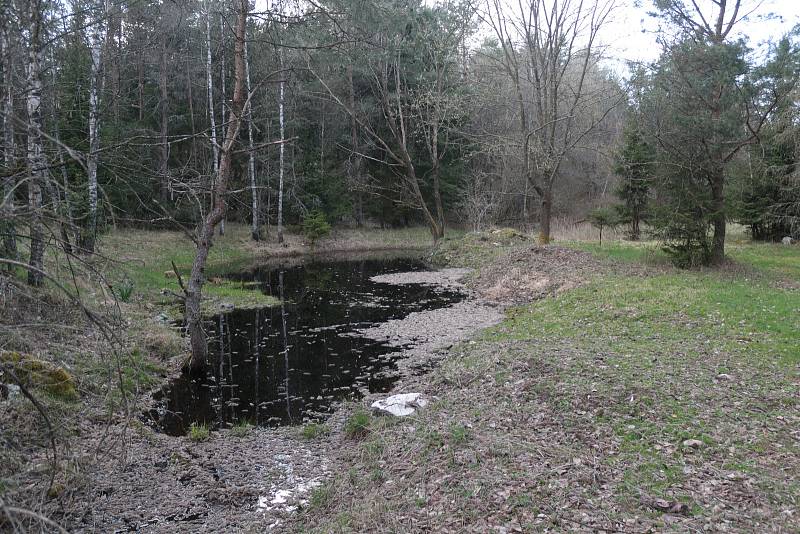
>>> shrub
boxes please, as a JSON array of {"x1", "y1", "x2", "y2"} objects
[
  {"x1": 301, "y1": 422, "x2": 329, "y2": 440},
  {"x1": 301, "y1": 210, "x2": 332, "y2": 244},
  {"x1": 231, "y1": 420, "x2": 253, "y2": 437},
  {"x1": 588, "y1": 207, "x2": 621, "y2": 246},
  {"x1": 188, "y1": 423, "x2": 210, "y2": 442}
]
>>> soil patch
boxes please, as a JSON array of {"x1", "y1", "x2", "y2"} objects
[{"x1": 471, "y1": 245, "x2": 604, "y2": 304}]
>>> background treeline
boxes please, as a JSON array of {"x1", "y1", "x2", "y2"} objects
[{"x1": 1, "y1": 0, "x2": 799, "y2": 276}]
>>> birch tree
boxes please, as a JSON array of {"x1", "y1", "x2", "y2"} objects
[
  {"x1": 206, "y1": 0, "x2": 220, "y2": 208},
  {"x1": 83, "y1": 0, "x2": 107, "y2": 253},
  {"x1": 244, "y1": 20, "x2": 260, "y2": 240},
  {"x1": 1, "y1": 18, "x2": 17, "y2": 263},
  {"x1": 277, "y1": 50, "x2": 286, "y2": 244},
  {"x1": 25, "y1": 0, "x2": 46, "y2": 286}
]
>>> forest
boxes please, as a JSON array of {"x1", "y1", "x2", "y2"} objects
[{"x1": 1, "y1": 0, "x2": 799, "y2": 531}]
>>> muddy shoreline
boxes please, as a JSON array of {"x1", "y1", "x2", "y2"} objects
[{"x1": 65, "y1": 265, "x2": 503, "y2": 532}]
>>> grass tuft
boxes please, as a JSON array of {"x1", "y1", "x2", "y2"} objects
[
  {"x1": 188, "y1": 423, "x2": 210, "y2": 442},
  {"x1": 344, "y1": 410, "x2": 371, "y2": 439}
]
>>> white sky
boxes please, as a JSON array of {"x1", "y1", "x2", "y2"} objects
[{"x1": 604, "y1": 0, "x2": 800, "y2": 71}]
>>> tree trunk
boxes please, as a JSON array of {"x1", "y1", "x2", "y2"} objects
[
  {"x1": 158, "y1": 35, "x2": 169, "y2": 203},
  {"x1": 137, "y1": 47, "x2": 144, "y2": 122},
  {"x1": 1, "y1": 26, "x2": 17, "y2": 264},
  {"x1": 346, "y1": 63, "x2": 364, "y2": 227},
  {"x1": 407, "y1": 165, "x2": 441, "y2": 243},
  {"x1": 631, "y1": 210, "x2": 640, "y2": 241},
  {"x1": 539, "y1": 188, "x2": 552, "y2": 244},
  {"x1": 185, "y1": 0, "x2": 247, "y2": 372},
  {"x1": 84, "y1": 14, "x2": 104, "y2": 253},
  {"x1": 218, "y1": 8, "x2": 226, "y2": 236},
  {"x1": 50, "y1": 50, "x2": 74, "y2": 255},
  {"x1": 710, "y1": 172, "x2": 726, "y2": 265},
  {"x1": 26, "y1": 0, "x2": 45, "y2": 286},
  {"x1": 187, "y1": 49, "x2": 197, "y2": 168},
  {"x1": 244, "y1": 26, "x2": 259, "y2": 241},
  {"x1": 102, "y1": 0, "x2": 119, "y2": 122},
  {"x1": 431, "y1": 164, "x2": 445, "y2": 238},
  {"x1": 205, "y1": 3, "x2": 220, "y2": 199},
  {"x1": 276, "y1": 51, "x2": 285, "y2": 245}
]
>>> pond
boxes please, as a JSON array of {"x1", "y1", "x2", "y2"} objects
[{"x1": 146, "y1": 253, "x2": 464, "y2": 436}]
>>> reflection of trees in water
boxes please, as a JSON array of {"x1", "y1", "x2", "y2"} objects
[
  {"x1": 279, "y1": 270, "x2": 292, "y2": 422},
  {"x1": 253, "y1": 307, "x2": 260, "y2": 423},
  {"x1": 155, "y1": 258, "x2": 466, "y2": 434}
]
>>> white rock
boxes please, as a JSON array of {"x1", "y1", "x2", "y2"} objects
[{"x1": 371, "y1": 393, "x2": 428, "y2": 417}]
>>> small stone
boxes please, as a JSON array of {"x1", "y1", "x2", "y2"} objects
[{"x1": 683, "y1": 439, "x2": 703, "y2": 449}]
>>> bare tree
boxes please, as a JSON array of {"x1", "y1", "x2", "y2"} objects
[
  {"x1": 484, "y1": 0, "x2": 621, "y2": 242},
  {"x1": 185, "y1": 0, "x2": 248, "y2": 371}
]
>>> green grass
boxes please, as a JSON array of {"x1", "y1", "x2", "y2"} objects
[
  {"x1": 301, "y1": 422, "x2": 330, "y2": 440},
  {"x1": 727, "y1": 241, "x2": 800, "y2": 280},
  {"x1": 562, "y1": 240, "x2": 665, "y2": 263},
  {"x1": 485, "y1": 239, "x2": 799, "y2": 506},
  {"x1": 101, "y1": 227, "x2": 281, "y2": 316},
  {"x1": 344, "y1": 410, "x2": 372, "y2": 439},
  {"x1": 492, "y1": 270, "x2": 799, "y2": 364},
  {"x1": 188, "y1": 423, "x2": 210, "y2": 442},
  {"x1": 231, "y1": 420, "x2": 253, "y2": 437}
]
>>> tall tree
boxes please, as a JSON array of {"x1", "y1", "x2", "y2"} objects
[
  {"x1": 614, "y1": 123, "x2": 654, "y2": 240},
  {"x1": 185, "y1": 0, "x2": 248, "y2": 371},
  {"x1": 485, "y1": 0, "x2": 621, "y2": 243},
  {"x1": 1, "y1": 15, "x2": 18, "y2": 263},
  {"x1": 644, "y1": 0, "x2": 799, "y2": 264},
  {"x1": 83, "y1": 0, "x2": 107, "y2": 253},
  {"x1": 277, "y1": 48, "x2": 286, "y2": 244},
  {"x1": 206, "y1": 0, "x2": 221, "y2": 203},
  {"x1": 25, "y1": 0, "x2": 46, "y2": 286},
  {"x1": 244, "y1": 17, "x2": 259, "y2": 240}
]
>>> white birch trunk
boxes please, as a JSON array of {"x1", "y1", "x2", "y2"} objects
[
  {"x1": 26, "y1": 0, "x2": 45, "y2": 285},
  {"x1": 1, "y1": 25, "x2": 17, "y2": 261},
  {"x1": 277, "y1": 51, "x2": 285, "y2": 244},
  {"x1": 218, "y1": 8, "x2": 226, "y2": 235},
  {"x1": 85, "y1": 13, "x2": 104, "y2": 252},
  {"x1": 244, "y1": 26, "x2": 258, "y2": 240},
  {"x1": 205, "y1": 3, "x2": 220, "y2": 192}
]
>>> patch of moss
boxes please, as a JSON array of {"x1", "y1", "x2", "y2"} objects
[{"x1": 0, "y1": 351, "x2": 78, "y2": 400}]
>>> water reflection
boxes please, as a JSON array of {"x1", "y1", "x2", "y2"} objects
[{"x1": 148, "y1": 256, "x2": 463, "y2": 436}]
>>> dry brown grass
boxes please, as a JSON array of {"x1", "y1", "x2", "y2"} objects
[{"x1": 549, "y1": 216, "x2": 628, "y2": 243}]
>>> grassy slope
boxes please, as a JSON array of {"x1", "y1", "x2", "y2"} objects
[{"x1": 296, "y1": 237, "x2": 800, "y2": 532}]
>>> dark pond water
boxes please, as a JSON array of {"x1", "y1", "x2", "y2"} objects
[{"x1": 146, "y1": 254, "x2": 464, "y2": 436}]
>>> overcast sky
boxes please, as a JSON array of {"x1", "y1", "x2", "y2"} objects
[{"x1": 604, "y1": 0, "x2": 800, "y2": 70}]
